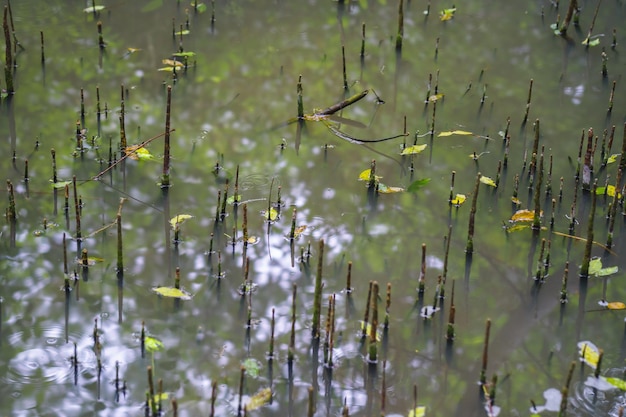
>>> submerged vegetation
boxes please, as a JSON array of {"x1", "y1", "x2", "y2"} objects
[{"x1": 1, "y1": 1, "x2": 626, "y2": 417}]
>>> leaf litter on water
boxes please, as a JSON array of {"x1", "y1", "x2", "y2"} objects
[
  {"x1": 377, "y1": 183, "x2": 404, "y2": 194},
  {"x1": 358, "y1": 169, "x2": 381, "y2": 182},
  {"x1": 262, "y1": 207, "x2": 279, "y2": 222},
  {"x1": 83, "y1": 5, "x2": 105, "y2": 13},
  {"x1": 151, "y1": 286, "x2": 193, "y2": 300},
  {"x1": 510, "y1": 209, "x2": 542, "y2": 223},
  {"x1": 606, "y1": 301, "x2": 626, "y2": 310},
  {"x1": 439, "y1": 7, "x2": 456, "y2": 21},
  {"x1": 246, "y1": 387, "x2": 272, "y2": 411},
  {"x1": 588, "y1": 258, "x2": 618, "y2": 277},
  {"x1": 596, "y1": 185, "x2": 620, "y2": 198},
  {"x1": 408, "y1": 406, "x2": 426, "y2": 417},
  {"x1": 578, "y1": 341, "x2": 600, "y2": 369},
  {"x1": 145, "y1": 335, "x2": 164, "y2": 352},
  {"x1": 401, "y1": 144, "x2": 428, "y2": 155},
  {"x1": 170, "y1": 214, "x2": 193, "y2": 229},
  {"x1": 479, "y1": 175, "x2": 497, "y2": 187},
  {"x1": 437, "y1": 130, "x2": 472, "y2": 137},
  {"x1": 450, "y1": 194, "x2": 466, "y2": 206}
]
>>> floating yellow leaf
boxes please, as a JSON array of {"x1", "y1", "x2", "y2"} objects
[
  {"x1": 136, "y1": 147, "x2": 155, "y2": 161},
  {"x1": 359, "y1": 321, "x2": 381, "y2": 342},
  {"x1": 175, "y1": 29, "x2": 190, "y2": 36},
  {"x1": 262, "y1": 207, "x2": 278, "y2": 221},
  {"x1": 157, "y1": 67, "x2": 176, "y2": 72},
  {"x1": 148, "y1": 392, "x2": 169, "y2": 408},
  {"x1": 510, "y1": 209, "x2": 542, "y2": 222},
  {"x1": 401, "y1": 144, "x2": 428, "y2": 155},
  {"x1": 450, "y1": 194, "x2": 466, "y2": 206},
  {"x1": 596, "y1": 185, "x2": 619, "y2": 198},
  {"x1": 170, "y1": 214, "x2": 193, "y2": 229},
  {"x1": 511, "y1": 197, "x2": 522, "y2": 205},
  {"x1": 607, "y1": 153, "x2": 620, "y2": 164},
  {"x1": 151, "y1": 286, "x2": 193, "y2": 300},
  {"x1": 77, "y1": 256, "x2": 104, "y2": 266},
  {"x1": 246, "y1": 236, "x2": 260, "y2": 245},
  {"x1": 358, "y1": 169, "x2": 382, "y2": 182},
  {"x1": 578, "y1": 341, "x2": 600, "y2": 369},
  {"x1": 439, "y1": 7, "x2": 456, "y2": 21},
  {"x1": 377, "y1": 183, "x2": 404, "y2": 194},
  {"x1": 428, "y1": 93, "x2": 444, "y2": 102},
  {"x1": 479, "y1": 175, "x2": 496, "y2": 187},
  {"x1": 246, "y1": 388, "x2": 272, "y2": 411},
  {"x1": 438, "y1": 130, "x2": 472, "y2": 137},
  {"x1": 127, "y1": 47, "x2": 142, "y2": 53},
  {"x1": 145, "y1": 336, "x2": 164, "y2": 352},
  {"x1": 607, "y1": 302, "x2": 626, "y2": 310},
  {"x1": 408, "y1": 406, "x2": 426, "y2": 417},
  {"x1": 291, "y1": 225, "x2": 307, "y2": 239},
  {"x1": 506, "y1": 223, "x2": 531, "y2": 233},
  {"x1": 162, "y1": 59, "x2": 183, "y2": 67}
]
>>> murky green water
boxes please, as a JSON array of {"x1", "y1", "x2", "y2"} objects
[{"x1": 2, "y1": 1, "x2": 626, "y2": 416}]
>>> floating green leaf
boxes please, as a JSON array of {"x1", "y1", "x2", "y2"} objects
[
  {"x1": 407, "y1": 178, "x2": 431, "y2": 193},
  {"x1": 226, "y1": 195, "x2": 242, "y2": 205},
  {"x1": 243, "y1": 358, "x2": 261, "y2": 378},
  {"x1": 172, "y1": 51, "x2": 197, "y2": 57},
  {"x1": 606, "y1": 153, "x2": 620, "y2": 164},
  {"x1": 480, "y1": 175, "x2": 496, "y2": 187},
  {"x1": 588, "y1": 258, "x2": 619, "y2": 277},
  {"x1": 438, "y1": 130, "x2": 472, "y2": 137},
  {"x1": 175, "y1": 30, "x2": 190, "y2": 36},
  {"x1": 145, "y1": 336, "x2": 164, "y2": 353},
  {"x1": 151, "y1": 286, "x2": 193, "y2": 300},
  {"x1": 505, "y1": 223, "x2": 531, "y2": 233},
  {"x1": 401, "y1": 144, "x2": 427, "y2": 155},
  {"x1": 148, "y1": 392, "x2": 169, "y2": 408},
  {"x1": 83, "y1": 5, "x2": 105, "y2": 13},
  {"x1": 604, "y1": 377, "x2": 626, "y2": 390},
  {"x1": 246, "y1": 387, "x2": 272, "y2": 411},
  {"x1": 191, "y1": 2, "x2": 207, "y2": 13},
  {"x1": 408, "y1": 405, "x2": 426, "y2": 417},
  {"x1": 582, "y1": 37, "x2": 600, "y2": 46},
  {"x1": 77, "y1": 256, "x2": 104, "y2": 266},
  {"x1": 51, "y1": 180, "x2": 73, "y2": 189},
  {"x1": 157, "y1": 67, "x2": 176, "y2": 72},
  {"x1": 170, "y1": 214, "x2": 193, "y2": 229},
  {"x1": 596, "y1": 185, "x2": 619, "y2": 198}
]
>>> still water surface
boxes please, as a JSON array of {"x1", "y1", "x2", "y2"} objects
[{"x1": 2, "y1": 1, "x2": 626, "y2": 416}]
